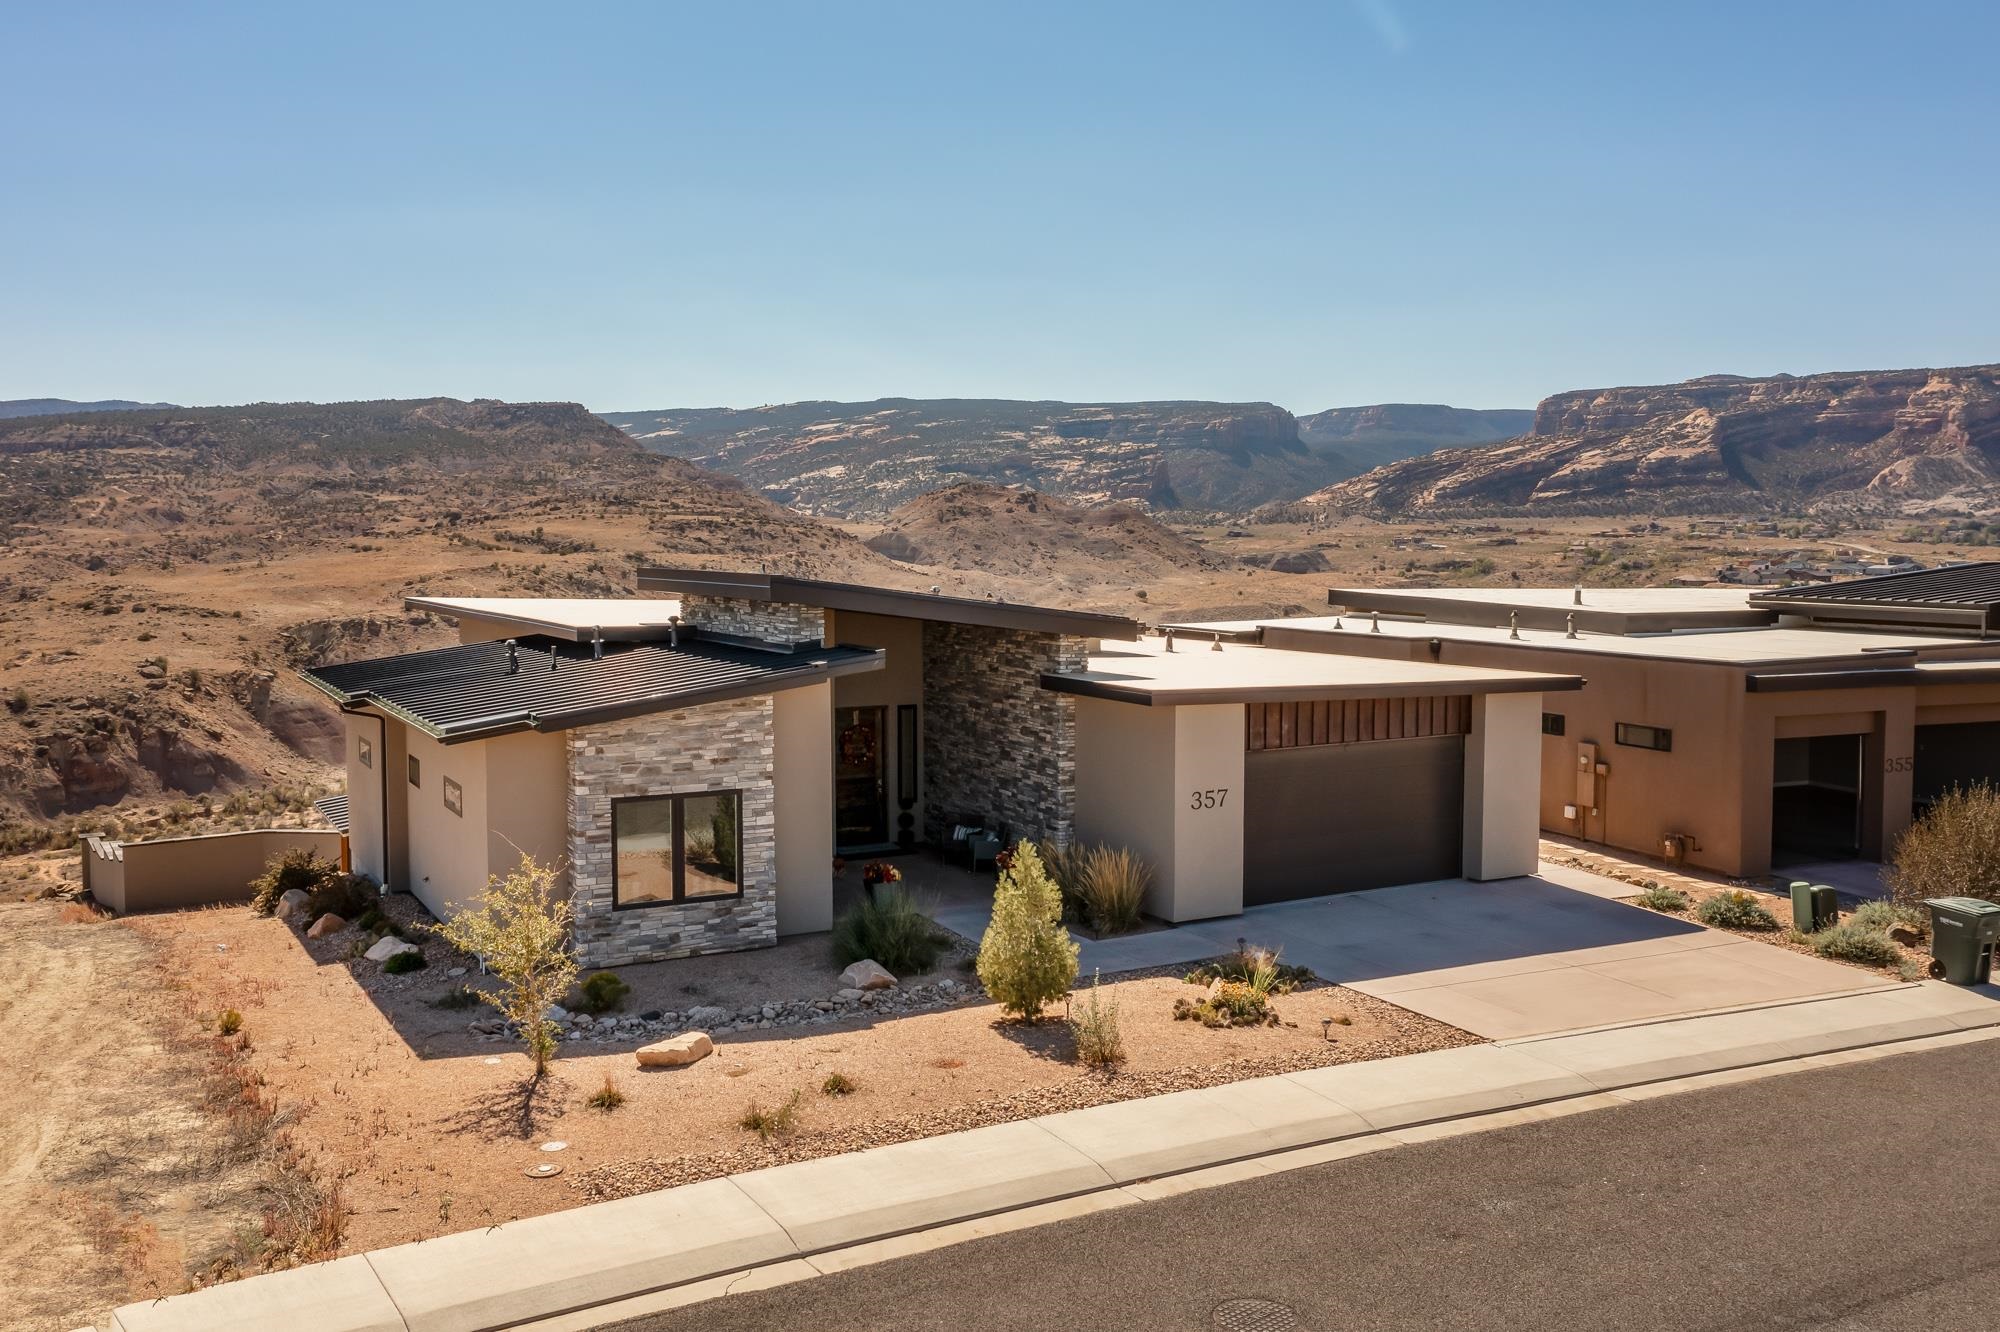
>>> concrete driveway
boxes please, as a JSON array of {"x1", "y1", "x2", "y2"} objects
[{"x1": 933, "y1": 862, "x2": 1897, "y2": 1040}]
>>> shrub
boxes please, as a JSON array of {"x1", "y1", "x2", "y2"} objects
[
  {"x1": 1810, "y1": 922, "x2": 1903, "y2": 967},
  {"x1": 831, "y1": 887, "x2": 947, "y2": 975},
  {"x1": 1068, "y1": 971, "x2": 1125, "y2": 1067},
  {"x1": 739, "y1": 1091, "x2": 801, "y2": 1140},
  {"x1": 976, "y1": 841, "x2": 1079, "y2": 1021},
  {"x1": 6, "y1": 687, "x2": 26, "y2": 713},
  {"x1": 1695, "y1": 890, "x2": 1781, "y2": 932},
  {"x1": 1073, "y1": 845, "x2": 1152, "y2": 935},
  {"x1": 1037, "y1": 838, "x2": 1090, "y2": 922},
  {"x1": 1173, "y1": 980, "x2": 1277, "y2": 1028},
  {"x1": 1186, "y1": 944, "x2": 1311, "y2": 994},
  {"x1": 308, "y1": 873, "x2": 375, "y2": 921},
  {"x1": 1849, "y1": 899, "x2": 1926, "y2": 936},
  {"x1": 354, "y1": 908, "x2": 385, "y2": 934},
  {"x1": 249, "y1": 848, "x2": 343, "y2": 916},
  {"x1": 216, "y1": 1008, "x2": 243, "y2": 1036},
  {"x1": 1634, "y1": 882, "x2": 1692, "y2": 913},
  {"x1": 432, "y1": 854, "x2": 578, "y2": 1077},
  {"x1": 587, "y1": 1074, "x2": 626, "y2": 1112},
  {"x1": 821, "y1": 1071, "x2": 855, "y2": 1096},
  {"x1": 576, "y1": 970, "x2": 631, "y2": 1015},
  {"x1": 383, "y1": 951, "x2": 427, "y2": 975},
  {"x1": 1891, "y1": 783, "x2": 2000, "y2": 910}
]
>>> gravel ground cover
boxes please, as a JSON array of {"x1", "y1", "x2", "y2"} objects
[{"x1": 130, "y1": 899, "x2": 1474, "y2": 1255}]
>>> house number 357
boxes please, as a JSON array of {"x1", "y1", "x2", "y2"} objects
[{"x1": 1189, "y1": 788, "x2": 1229, "y2": 810}]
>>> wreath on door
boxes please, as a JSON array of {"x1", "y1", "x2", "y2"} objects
[{"x1": 839, "y1": 720, "x2": 878, "y2": 768}]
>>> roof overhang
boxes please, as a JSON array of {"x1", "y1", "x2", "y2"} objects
[
  {"x1": 636, "y1": 567, "x2": 1143, "y2": 641},
  {"x1": 401, "y1": 596, "x2": 686, "y2": 642},
  {"x1": 1747, "y1": 662, "x2": 2000, "y2": 692},
  {"x1": 1327, "y1": 587, "x2": 1775, "y2": 634}
]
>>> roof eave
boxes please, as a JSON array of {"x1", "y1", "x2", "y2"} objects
[{"x1": 1041, "y1": 671, "x2": 1584, "y2": 706}]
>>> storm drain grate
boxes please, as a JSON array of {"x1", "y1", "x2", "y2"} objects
[{"x1": 1211, "y1": 1298, "x2": 1300, "y2": 1332}]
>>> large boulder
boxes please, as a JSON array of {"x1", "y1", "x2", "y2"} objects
[
  {"x1": 635, "y1": 1031, "x2": 713, "y2": 1068},
  {"x1": 274, "y1": 889, "x2": 312, "y2": 922},
  {"x1": 306, "y1": 912, "x2": 346, "y2": 939},
  {"x1": 363, "y1": 935, "x2": 420, "y2": 963},
  {"x1": 838, "y1": 959, "x2": 897, "y2": 991}
]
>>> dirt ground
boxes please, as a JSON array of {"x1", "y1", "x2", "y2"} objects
[
  {"x1": 127, "y1": 902, "x2": 1472, "y2": 1257},
  {"x1": 0, "y1": 901, "x2": 331, "y2": 1332}
]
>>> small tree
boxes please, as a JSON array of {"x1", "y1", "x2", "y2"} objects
[
  {"x1": 434, "y1": 854, "x2": 578, "y2": 1076},
  {"x1": 976, "y1": 841, "x2": 1078, "y2": 1021},
  {"x1": 1891, "y1": 783, "x2": 2000, "y2": 910}
]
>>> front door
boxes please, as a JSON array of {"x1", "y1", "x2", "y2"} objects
[{"x1": 835, "y1": 705, "x2": 889, "y2": 849}]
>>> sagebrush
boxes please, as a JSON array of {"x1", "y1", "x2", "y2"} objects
[
  {"x1": 1695, "y1": 890, "x2": 1780, "y2": 932},
  {"x1": 1891, "y1": 783, "x2": 2000, "y2": 910},
  {"x1": 1809, "y1": 921, "x2": 1903, "y2": 967}
]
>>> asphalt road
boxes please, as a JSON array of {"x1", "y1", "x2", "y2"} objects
[{"x1": 611, "y1": 1042, "x2": 2000, "y2": 1332}]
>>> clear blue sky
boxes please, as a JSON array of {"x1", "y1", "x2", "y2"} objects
[{"x1": 4, "y1": 1, "x2": 1995, "y2": 414}]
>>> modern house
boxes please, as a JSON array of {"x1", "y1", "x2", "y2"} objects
[
  {"x1": 1174, "y1": 564, "x2": 2000, "y2": 881},
  {"x1": 303, "y1": 572, "x2": 1580, "y2": 965}
]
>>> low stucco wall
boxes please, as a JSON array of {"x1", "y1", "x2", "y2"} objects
[{"x1": 85, "y1": 828, "x2": 345, "y2": 915}]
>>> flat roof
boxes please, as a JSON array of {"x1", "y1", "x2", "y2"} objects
[
  {"x1": 1326, "y1": 586, "x2": 1773, "y2": 633},
  {"x1": 1041, "y1": 636, "x2": 1582, "y2": 707},
  {"x1": 302, "y1": 635, "x2": 882, "y2": 743},
  {"x1": 1174, "y1": 614, "x2": 2000, "y2": 669},
  {"x1": 403, "y1": 596, "x2": 685, "y2": 642},
  {"x1": 635, "y1": 568, "x2": 1143, "y2": 641},
  {"x1": 1752, "y1": 562, "x2": 2000, "y2": 631}
]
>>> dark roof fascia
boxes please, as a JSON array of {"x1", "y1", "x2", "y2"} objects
[
  {"x1": 301, "y1": 648, "x2": 883, "y2": 744},
  {"x1": 1264, "y1": 622, "x2": 1939, "y2": 671},
  {"x1": 1748, "y1": 662, "x2": 2000, "y2": 693},
  {"x1": 1751, "y1": 600, "x2": 1995, "y2": 631},
  {"x1": 636, "y1": 567, "x2": 1142, "y2": 641},
  {"x1": 1040, "y1": 671, "x2": 1584, "y2": 707},
  {"x1": 1325, "y1": 587, "x2": 1775, "y2": 634}
]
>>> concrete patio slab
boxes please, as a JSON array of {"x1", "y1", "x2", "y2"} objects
[
  {"x1": 729, "y1": 1118, "x2": 1114, "y2": 1252},
  {"x1": 363, "y1": 1178, "x2": 795, "y2": 1332},
  {"x1": 111, "y1": 1254, "x2": 404, "y2": 1332},
  {"x1": 1283, "y1": 1043, "x2": 1595, "y2": 1130},
  {"x1": 1037, "y1": 1076, "x2": 1368, "y2": 1182}
]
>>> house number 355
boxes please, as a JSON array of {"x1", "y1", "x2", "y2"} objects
[{"x1": 1189, "y1": 788, "x2": 1229, "y2": 810}]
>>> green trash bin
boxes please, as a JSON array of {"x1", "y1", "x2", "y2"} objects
[
  {"x1": 1789, "y1": 881, "x2": 1838, "y2": 932},
  {"x1": 1923, "y1": 897, "x2": 2000, "y2": 984}
]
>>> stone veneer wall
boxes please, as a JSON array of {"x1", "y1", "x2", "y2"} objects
[
  {"x1": 567, "y1": 695, "x2": 778, "y2": 966},
  {"x1": 921, "y1": 623, "x2": 1088, "y2": 850},
  {"x1": 680, "y1": 595, "x2": 826, "y2": 646}
]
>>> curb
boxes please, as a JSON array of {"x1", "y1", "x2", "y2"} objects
[{"x1": 111, "y1": 983, "x2": 2000, "y2": 1332}]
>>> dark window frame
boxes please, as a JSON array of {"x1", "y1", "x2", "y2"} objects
[
  {"x1": 1615, "y1": 722, "x2": 1672, "y2": 752},
  {"x1": 610, "y1": 789, "x2": 746, "y2": 910},
  {"x1": 407, "y1": 754, "x2": 421, "y2": 788},
  {"x1": 1541, "y1": 712, "x2": 1566, "y2": 737}
]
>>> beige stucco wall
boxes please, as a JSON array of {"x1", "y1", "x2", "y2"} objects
[
  {"x1": 402, "y1": 726, "x2": 490, "y2": 919},
  {"x1": 823, "y1": 609, "x2": 924, "y2": 843},
  {"x1": 450, "y1": 613, "x2": 524, "y2": 645},
  {"x1": 1073, "y1": 698, "x2": 1245, "y2": 923},
  {"x1": 773, "y1": 682, "x2": 835, "y2": 935},
  {"x1": 1074, "y1": 697, "x2": 1179, "y2": 916},
  {"x1": 343, "y1": 711, "x2": 389, "y2": 884},
  {"x1": 1462, "y1": 691, "x2": 1542, "y2": 880},
  {"x1": 91, "y1": 828, "x2": 344, "y2": 914},
  {"x1": 1169, "y1": 704, "x2": 1247, "y2": 920},
  {"x1": 483, "y1": 729, "x2": 570, "y2": 888}
]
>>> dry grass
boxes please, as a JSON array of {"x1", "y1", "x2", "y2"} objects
[
  {"x1": 586, "y1": 1074, "x2": 626, "y2": 1112},
  {"x1": 738, "y1": 1091, "x2": 802, "y2": 1141}
]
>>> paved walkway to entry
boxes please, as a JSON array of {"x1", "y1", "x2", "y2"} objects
[{"x1": 935, "y1": 863, "x2": 1897, "y2": 1040}]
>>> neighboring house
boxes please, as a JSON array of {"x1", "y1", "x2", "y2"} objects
[
  {"x1": 302, "y1": 573, "x2": 1582, "y2": 965},
  {"x1": 1173, "y1": 564, "x2": 2000, "y2": 880}
]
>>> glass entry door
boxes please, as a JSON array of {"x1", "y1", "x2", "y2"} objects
[{"x1": 835, "y1": 705, "x2": 889, "y2": 849}]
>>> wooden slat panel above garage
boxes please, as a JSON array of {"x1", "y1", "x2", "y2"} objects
[{"x1": 1248, "y1": 695, "x2": 1473, "y2": 751}]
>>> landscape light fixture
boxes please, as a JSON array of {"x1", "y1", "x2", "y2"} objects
[{"x1": 1320, "y1": 1018, "x2": 1334, "y2": 1041}]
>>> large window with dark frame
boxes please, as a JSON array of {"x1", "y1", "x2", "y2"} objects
[
  {"x1": 613, "y1": 791, "x2": 743, "y2": 908},
  {"x1": 1615, "y1": 722, "x2": 1672, "y2": 752}
]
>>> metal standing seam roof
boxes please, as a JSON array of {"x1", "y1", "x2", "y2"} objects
[
  {"x1": 312, "y1": 794, "x2": 351, "y2": 833},
  {"x1": 1760, "y1": 556, "x2": 2000, "y2": 624},
  {"x1": 300, "y1": 635, "x2": 883, "y2": 743}
]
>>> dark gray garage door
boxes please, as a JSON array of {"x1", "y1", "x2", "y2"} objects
[
  {"x1": 1915, "y1": 721, "x2": 2000, "y2": 809},
  {"x1": 1243, "y1": 735, "x2": 1464, "y2": 906}
]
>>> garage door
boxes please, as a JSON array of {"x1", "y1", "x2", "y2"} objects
[
  {"x1": 1915, "y1": 721, "x2": 2000, "y2": 809},
  {"x1": 1243, "y1": 735, "x2": 1464, "y2": 906}
]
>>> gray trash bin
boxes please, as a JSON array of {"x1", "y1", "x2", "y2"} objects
[{"x1": 1924, "y1": 897, "x2": 2000, "y2": 984}]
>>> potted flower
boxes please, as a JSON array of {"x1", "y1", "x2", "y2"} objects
[{"x1": 862, "y1": 861, "x2": 902, "y2": 905}]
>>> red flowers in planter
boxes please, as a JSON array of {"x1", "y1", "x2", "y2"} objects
[{"x1": 862, "y1": 862, "x2": 902, "y2": 887}]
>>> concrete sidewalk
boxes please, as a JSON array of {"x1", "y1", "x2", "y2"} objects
[{"x1": 111, "y1": 979, "x2": 2000, "y2": 1332}]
